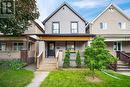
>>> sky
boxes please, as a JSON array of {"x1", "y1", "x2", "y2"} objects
[{"x1": 37, "y1": 0, "x2": 130, "y2": 22}]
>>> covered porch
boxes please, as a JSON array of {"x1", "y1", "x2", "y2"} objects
[
  {"x1": 103, "y1": 34, "x2": 130, "y2": 56},
  {"x1": 36, "y1": 34, "x2": 95, "y2": 69},
  {"x1": 0, "y1": 35, "x2": 37, "y2": 64},
  {"x1": 38, "y1": 34, "x2": 95, "y2": 58}
]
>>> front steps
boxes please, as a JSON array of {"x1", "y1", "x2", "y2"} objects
[
  {"x1": 37, "y1": 58, "x2": 57, "y2": 71},
  {"x1": 117, "y1": 60, "x2": 130, "y2": 72}
]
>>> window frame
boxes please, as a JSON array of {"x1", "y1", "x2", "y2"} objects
[
  {"x1": 100, "y1": 22, "x2": 107, "y2": 29},
  {"x1": 71, "y1": 22, "x2": 78, "y2": 33},
  {"x1": 0, "y1": 42, "x2": 6, "y2": 51},
  {"x1": 66, "y1": 41, "x2": 75, "y2": 50},
  {"x1": 113, "y1": 42, "x2": 122, "y2": 51},
  {"x1": 118, "y1": 22, "x2": 126, "y2": 29},
  {"x1": 52, "y1": 22, "x2": 60, "y2": 34},
  {"x1": 13, "y1": 42, "x2": 23, "y2": 51}
]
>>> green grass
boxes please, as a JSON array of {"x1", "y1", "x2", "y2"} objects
[
  {"x1": 0, "y1": 68, "x2": 34, "y2": 87},
  {"x1": 40, "y1": 69, "x2": 130, "y2": 87}
]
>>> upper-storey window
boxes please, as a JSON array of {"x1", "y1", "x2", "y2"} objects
[
  {"x1": 100, "y1": 22, "x2": 107, "y2": 29},
  {"x1": 118, "y1": 22, "x2": 126, "y2": 29},
  {"x1": 52, "y1": 22, "x2": 60, "y2": 34},
  {"x1": 71, "y1": 22, "x2": 78, "y2": 33}
]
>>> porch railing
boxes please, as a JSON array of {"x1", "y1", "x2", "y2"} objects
[
  {"x1": 56, "y1": 51, "x2": 60, "y2": 69},
  {"x1": 37, "y1": 51, "x2": 43, "y2": 68},
  {"x1": 117, "y1": 51, "x2": 130, "y2": 64}
]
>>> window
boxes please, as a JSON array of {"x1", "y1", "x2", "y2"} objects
[
  {"x1": 67, "y1": 42, "x2": 75, "y2": 50},
  {"x1": 100, "y1": 22, "x2": 107, "y2": 29},
  {"x1": 0, "y1": 43, "x2": 6, "y2": 51},
  {"x1": 71, "y1": 22, "x2": 78, "y2": 33},
  {"x1": 13, "y1": 43, "x2": 23, "y2": 51},
  {"x1": 52, "y1": 22, "x2": 60, "y2": 34},
  {"x1": 118, "y1": 22, "x2": 126, "y2": 29},
  {"x1": 113, "y1": 42, "x2": 122, "y2": 51}
]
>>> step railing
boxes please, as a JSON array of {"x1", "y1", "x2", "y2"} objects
[
  {"x1": 37, "y1": 51, "x2": 44, "y2": 68},
  {"x1": 116, "y1": 51, "x2": 130, "y2": 65},
  {"x1": 56, "y1": 51, "x2": 60, "y2": 69}
]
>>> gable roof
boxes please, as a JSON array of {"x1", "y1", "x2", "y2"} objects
[
  {"x1": 91, "y1": 3, "x2": 130, "y2": 24},
  {"x1": 43, "y1": 2, "x2": 87, "y2": 24}
]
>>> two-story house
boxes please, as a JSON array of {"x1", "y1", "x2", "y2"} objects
[
  {"x1": 36, "y1": 3, "x2": 95, "y2": 69},
  {"x1": 0, "y1": 21, "x2": 44, "y2": 64},
  {"x1": 38, "y1": 3, "x2": 95, "y2": 58},
  {"x1": 89, "y1": 3, "x2": 130, "y2": 56}
]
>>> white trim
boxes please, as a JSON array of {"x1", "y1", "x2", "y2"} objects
[
  {"x1": 91, "y1": 3, "x2": 130, "y2": 24},
  {"x1": 113, "y1": 41, "x2": 122, "y2": 51}
]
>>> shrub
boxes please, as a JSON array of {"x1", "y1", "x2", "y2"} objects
[
  {"x1": 0, "y1": 59, "x2": 26, "y2": 70},
  {"x1": 63, "y1": 49, "x2": 70, "y2": 68},
  {"x1": 84, "y1": 36, "x2": 117, "y2": 79},
  {"x1": 76, "y1": 50, "x2": 81, "y2": 68}
]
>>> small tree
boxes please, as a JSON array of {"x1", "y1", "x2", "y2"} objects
[
  {"x1": 63, "y1": 49, "x2": 70, "y2": 68},
  {"x1": 76, "y1": 50, "x2": 81, "y2": 68},
  {"x1": 84, "y1": 36, "x2": 117, "y2": 79}
]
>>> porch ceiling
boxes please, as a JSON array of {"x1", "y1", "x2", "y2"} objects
[{"x1": 39, "y1": 36, "x2": 93, "y2": 41}]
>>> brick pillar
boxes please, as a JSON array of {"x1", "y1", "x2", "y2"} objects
[{"x1": 21, "y1": 49, "x2": 28, "y2": 63}]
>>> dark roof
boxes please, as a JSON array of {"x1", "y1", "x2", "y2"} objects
[
  {"x1": 37, "y1": 34, "x2": 96, "y2": 37},
  {"x1": 43, "y1": 2, "x2": 87, "y2": 25}
]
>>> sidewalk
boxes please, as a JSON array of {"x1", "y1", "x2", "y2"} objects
[
  {"x1": 117, "y1": 72, "x2": 130, "y2": 76},
  {"x1": 26, "y1": 71, "x2": 49, "y2": 87}
]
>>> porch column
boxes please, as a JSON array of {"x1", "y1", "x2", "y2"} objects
[
  {"x1": 88, "y1": 40, "x2": 92, "y2": 46},
  {"x1": 38, "y1": 41, "x2": 45, "y2": 58}
]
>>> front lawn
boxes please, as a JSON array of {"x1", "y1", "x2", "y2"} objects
[
  {"x1": 0, "y1": 68, "x2": 34, "y2": 87},
  {"x1": 40, "y1": 69, "x2": 130, "y2": 87}
]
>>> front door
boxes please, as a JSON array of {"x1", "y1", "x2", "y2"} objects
[{"x1": 47, "y1": 42, "x2": 55, "y2": 57}]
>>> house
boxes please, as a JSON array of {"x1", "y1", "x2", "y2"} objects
[
  {"x1": 88, "y1": 3, "x2": 130, "y2": 56},
  {"x1": 0, "y1": 21, "x2": 45, "y2": 64},
  {"x1": 36, "y1": 3, "x2": 95, "y2": 69}
]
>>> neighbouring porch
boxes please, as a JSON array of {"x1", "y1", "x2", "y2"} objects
[
  {"x1": 0, "y1": 35, "x2": 37, "y2": 64},
  {"x1": 106, "y1": 41, "x2": 130, "y2": 56}
]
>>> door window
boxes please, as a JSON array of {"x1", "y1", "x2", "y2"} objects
[{"x1": 113, "y1": 42, "x2": 122, "y2": 51}]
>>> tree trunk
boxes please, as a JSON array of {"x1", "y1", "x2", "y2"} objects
[{"x1": 91, "y1": 69, "x2": 95, "y2": 79}]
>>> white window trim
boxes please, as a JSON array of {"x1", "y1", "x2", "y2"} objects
[
  {"x1": 100, "y1": 22, "x2": 107, "y2": 29},
  {"x1": 113, "y1": 42, "x2": 122, "y2": 51},
  {"x1": 118, "y1": 22, "x2": 126, "y2": 29},
  {"x1": 13, "y1": 42, "x2": 23, "y2": 51},
  {"x1": 71, "y1": 22, "x2": 78, "y2": 33}
]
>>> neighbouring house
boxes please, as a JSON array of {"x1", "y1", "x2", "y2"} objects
[
  {"x1": 88, "y1": 3, "x2": 130, "y2": 56},
  {"x1": 0, "y1": 21, "x2": 45, "y2": 64}
]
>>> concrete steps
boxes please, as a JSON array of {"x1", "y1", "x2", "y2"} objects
[
  {"x1": 37, "y1": 58, "x2": 57, "y2": 71},
  {"x1": 117, "y1": 60, "x2": 130, "y2": 72}
]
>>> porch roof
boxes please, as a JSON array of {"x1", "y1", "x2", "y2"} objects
[
  {"x1": 0, "y1": 35, "x2": 36, "y2": 42},
  {"x1": 38, "y1": 34, "x2": 95, "y2": 41}
]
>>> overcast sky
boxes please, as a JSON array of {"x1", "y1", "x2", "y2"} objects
[{"x1": 37, "y1": 0, "x2": 130, "y2": 22}]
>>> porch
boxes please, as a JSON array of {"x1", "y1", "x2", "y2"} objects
[
  {"x1": 0, "y1": 35, "x2": 37, "y2": 64},
  {"x1": 36, "y1": 34, "x2": 95, "y2": 70}
]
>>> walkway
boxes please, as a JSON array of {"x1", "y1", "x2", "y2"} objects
[
  {"x1": 26, "y1": 71, "x2": 49, "y2": 87},
  {"x1": 117, "y1": 72, "x2": 130, "y2": 76}
]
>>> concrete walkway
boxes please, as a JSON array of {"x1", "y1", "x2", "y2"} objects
[
  {"x1": 26, "y1": 71, "x2": 49, "y2": 87},
  {"x1": 117, "y1": 72, "x2": 130, "y2": 76}
]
